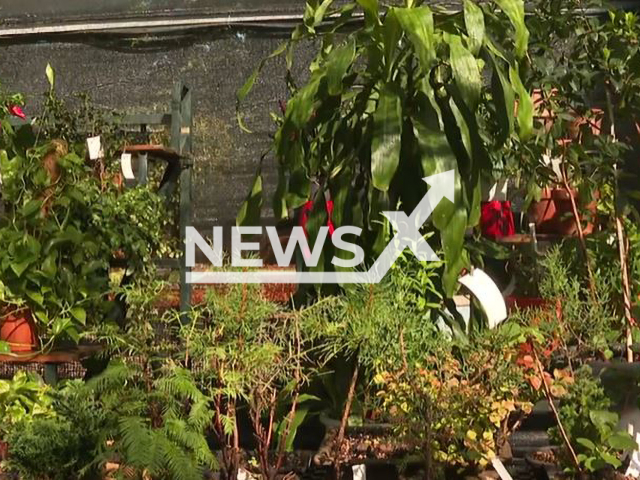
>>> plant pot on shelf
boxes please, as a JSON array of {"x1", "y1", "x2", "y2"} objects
[
  {"x1": 0, "y1": 306, "x2": 37, "y2": 352},
  {"x1": 528, "y1": 188, "x2": 597, "y2": 236},
  {"x1": 525, "y1": 448, "x2": 561, "y2": 480}
]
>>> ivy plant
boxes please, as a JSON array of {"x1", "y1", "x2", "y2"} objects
[{"x1": 237, "y1": 0, "x2": 533, "y2": 295}]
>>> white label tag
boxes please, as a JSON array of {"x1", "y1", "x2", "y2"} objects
[
  {"x1": 87, "y1": 136, "x2": 103, "y2": 160},
  {"x1": 120, "y1": 153, "x2": 135, "y2": 180},
  {"x1": 488, "y1": 179, "x2": 509, "y2": 202},
  {"x1": 352, "y1": 464, "x2": 366, "y2": 480},
  {"x1": 491, "y1": 457, "x2": 513, "y2": 480}
]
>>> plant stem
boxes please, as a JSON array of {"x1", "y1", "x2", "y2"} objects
[
  {"x1": 560, "y1": 162, "x2": 596, "y2": 301},
  {"x1": 334, "y1": 360, "x2": 359, "y2": 479},
  {"x1": 606, "y1": 84, "x2": 635, "y2": 363},
  {"x1": 532, "y1": 344, "x2": 582, "y2": 473}
]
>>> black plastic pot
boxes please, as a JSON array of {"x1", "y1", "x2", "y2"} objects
[{"x1": 525, "y1": 449, "x2": 561, "y2": 480}]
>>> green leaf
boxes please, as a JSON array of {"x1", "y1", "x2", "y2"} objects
[
  {"x1": 494, "y1": 0, "x2": 529, "y2": 59},
  {"x1": 509, "y1": 66, "x2": 533, "y2": 140},
  {"x1": 273, "y1": 167, "x2": 289, "y2": 221},
  {"x1": 371, "y1": 85, "x2": 402, "y2": 192},
  {"x1": 0, "y1": 341, "x2": 10, "y2": 353},
  {"x1": 394, "y1": 6, "x2": 436, "y2": 73},
  {"x1": 463, "y1": 0, "x2": 485, "y2": 56},
  {"x1": 236, "y1": 42, "x2": 288, "y2": 132},
  {"x1": 52, "y1": 317, "x2": 71, "y2": 336},
  {"x1": 412, "y1": 83, "x2": 461, "y2": 230},
  {"x1": 236, "y1": 170, "x2": 263, "y2": 227},
  {"x1": 20, "y1": 199, "x2": 43, "y2": 218},
  {"x1": 326, "y1": 38, "x2": 357, "y2": 96},
  {"x1": 589, "y1": 410, "x2": 618, "y2": 434},
  {"x1": 576, "y1": 437, "x2": 596, "y2": 451},
  {"x1": 26, "y1": 290, "x2": 44, "y2": 306},
  {"x1": 490, "y1": 56, "x2": 515, "y2": 145},
  {"x1": 449, "y1": 36, "x2": 482, "y2": 111},
  {"x1": 70, "y1": 307, "x2": 87, "y2": 325},
  {"x1": 46, "y1": 63, "x2": 55, "y2": 89},
  {"x1": 357, "y1": 0, "x2": 379, "y2": 25},
  {"x1": 607, "y1": 432, "x2": 638, "y2": 451},
  {"x1": 599, "y1": 452, "x2": 622, "y2": 469},
  {"x1": 442, "y1": 208, "x2": 468, "y2": 296}
]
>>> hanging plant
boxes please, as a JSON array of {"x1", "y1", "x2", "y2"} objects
[{"x1": 237, "y1": 0, "x2": 533, "y2": 295}]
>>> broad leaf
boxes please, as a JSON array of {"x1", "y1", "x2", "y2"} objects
[
  {"x1": 236, "y1": 171, "x2": 263, "y2": 227},
  {"x1": 494, "y1": 0, "x2": 529, "y2": 60},
  {"x1": 463, "y1": 0, "x2": 485, "y2": 56},
  {"x1": 394, "y1": 6, "x2": 436, "y2": 73},
  {"x1": 326, "y1": 38, "x2": 357, "y2": 96},
  {"x1": 510, "y1": 66, "x2": 533, "y2": 140},
  {"x1": 371, "y1": 85, "x2": 403, "y2": 192},
  {"x1": 449, "y1": 36, "x2": 482, "y2": 110},
  {"x1": 607, "y1": 432, "x2": 637, "y2": 451},
  {"x1": 357, "y1": 0, "x2": 379, "y2": 25},
  {"x1": 490, "y1": 55, "x2": 515, "y2": 145}
]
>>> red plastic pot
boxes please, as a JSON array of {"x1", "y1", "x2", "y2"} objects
[
  {"x1": 0, "y1": 307, "x2": 37, "y2": 352},
  {"x1": 481, "y1": 201, "x2": 516, "y2": 239},
  {"x1": 506, "y1": 296, "x2": 551, "y2": 312}
]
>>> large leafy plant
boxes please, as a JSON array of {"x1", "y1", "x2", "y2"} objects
[
  {"x1": 238, "y1": 0, "x2": 533, "y2": 295},
  {"x1": 0, "y1": 74, "x2": 166, "y2": 346}
]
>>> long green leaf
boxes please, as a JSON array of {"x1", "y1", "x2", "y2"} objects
[
  {"x1": 442, "y1": 208, "x2": 468, "y2": 297},
  {"x1": 449, "y1": 36, "x2": 482, "y2": 110},
  {"x1": 463, "y1": 0, "x2": 485, "y2": 56},
  {"x1": 357, "y1": 0, "x2": 379, "y2": 25},
  {"x1": 326, "y1": 38, "x2": 357, "y2": 96},
  {"x1": 394, "y1": 6, "x2": 436, "y2": 73},
  {"x1": 371, "y1": 85, "x2": 403, "y2": 192},
  {"x1": 490, "y1": 55, "x2": 515, "y2": 145},
  {"x1": 236, "y1": 170, "x2": 263, "y2": 227},
  {"x1": 412, "y1": 83, "x2": 462, "y2": 230},
  {"x1": 494, "y1": 0, "x2": 529, "y2": 60},
  {"x1": 509, "y1": 66, "x2": 533, "y2": 140},
  {"x1": 236, "y1": 42, "x2": 288, "y2": 132}
]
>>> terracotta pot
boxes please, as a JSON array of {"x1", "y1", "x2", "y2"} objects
[
  {"x1": 527, "y1": 188, "x2": 556, "y2": 233},
  {"x1": 0, "y1": 440, "x2": 8, "y2": 460},
  {"x1": 0, "y1": 307, "x2": 37, "y2": 352},
  {"x1": 528, "y1": 188, "x2": 597, "y2": 235}
]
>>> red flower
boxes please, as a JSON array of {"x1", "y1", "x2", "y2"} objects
[{"x1": 8, "y1": 105, "x2": 26, "y2": 120}]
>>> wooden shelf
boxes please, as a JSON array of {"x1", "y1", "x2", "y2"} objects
[
  {"x1": 0, "y1": 345, "x2": 101, "y2": 364},
  {"x1": 495, "y1": 233, "x2": 564, "y2": 245}
]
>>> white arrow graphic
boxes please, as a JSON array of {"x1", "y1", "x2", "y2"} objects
[{"x1": 188, "y1": 170, "x2": 455, "y2": 284}]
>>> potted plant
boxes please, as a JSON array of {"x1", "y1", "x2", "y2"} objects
[{"x1": 0, "y1": 78, "x2": 166, "y2": 351}]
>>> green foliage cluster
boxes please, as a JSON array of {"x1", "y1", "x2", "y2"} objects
[
  {"x1": 0, "y1": 71, "x2": 169, "y2": 346},
  {"x1": 237, "y1": 0, "x2": 533, "y2": 296},
  {"x1": 549, "y1": 366, "x2": 637, "y2": 473}
]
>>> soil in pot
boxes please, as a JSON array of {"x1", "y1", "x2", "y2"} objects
[{"x1": 0, "y1": 307, "x2": 37, "y2": 352}]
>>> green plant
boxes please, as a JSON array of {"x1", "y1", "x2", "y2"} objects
[
  {"x1": 3, "y1": 380, "x2": 107, "y2": 480},
  {"x1": 0, "y1": 371, "x2": 54, "y2": 438},
  {"x1": 237, "y1": 0, "x2": 533, "y2": 296},
  {"x1": 84, "y1": 282, "x2": 217, "y2": 480},
  {"x1": 374, "y1": 322, "x2": 534, "y2": 476},
  {"x1": 549, "y1": 366, "x2": 637, "y2": 474},
  {"x1": 0, "y1": 70, "x2": 168, "y2": 345},
  {"x1": 184, "y1": 283, "x2": 327, "y2": 480}
]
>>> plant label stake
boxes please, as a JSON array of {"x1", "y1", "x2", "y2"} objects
[
  {"x1": 491, "y1": 457, "x2": 513, "y2": 480},
  {"x1": 86, "y1": 135, "x2": 103, "y2": 160},
  {"x1": 352, "y1": 464, "x2": 366, "y2": 480},
  {"x1": 120, "y1": 153, "x2": 135, "y2": 181}
]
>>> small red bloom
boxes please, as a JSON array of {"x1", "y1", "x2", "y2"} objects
[{"x1": 8, "y1": 105, "x2": 26, "y2": 120}]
